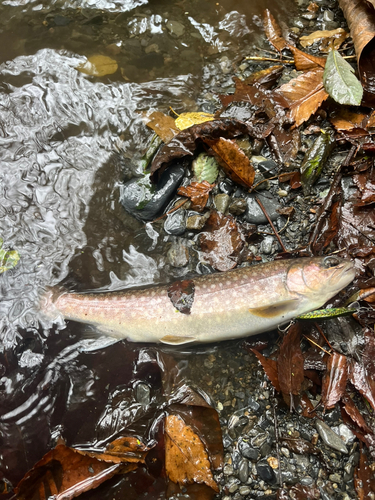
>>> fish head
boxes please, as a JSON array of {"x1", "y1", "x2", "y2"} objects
[{"x1": 286, "y1": 256, "x2": 355, "y2": 304}]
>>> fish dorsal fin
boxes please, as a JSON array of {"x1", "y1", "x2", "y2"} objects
[
  {"x1": 248, "y1": 299, "x2": 299, "y2": 318},
  {"x1": 160, "y1": 335, "x2": 196, "y2": 345}
]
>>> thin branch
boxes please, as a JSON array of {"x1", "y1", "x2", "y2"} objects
[{"x1": 255, "y1": 196, "x2": 287, "y2": 252}]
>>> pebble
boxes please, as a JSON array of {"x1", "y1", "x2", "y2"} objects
[
  {"x1": 120, "y1": 165, "x2": 185, "y2": 221},
  {"x1": 165, "y1": 20, "x2": 185, "y2": 36},
  {"x1": 135, "y1": 383, "x2": 151, "y2": 406},
  {"x1": 244, "y1": 192, "x2": 281, "y2": 224},
  {"x1": 228, "y1": 198, "x2": 247, "y2": 215},
  {"x1": 186, "y1": 213, "x2": 208, "y2": 230},
  {"x1": 316, "y1": 420, "x2": 348, "y2": 454},
  {"x1": 338, "y1": 423, "x2": 355, "y2": 444},
  {"x1": 251, "y1": 432, "x2": 268, "y2": 448},
  {"x1": 167, "y1": 240, "x2": 189, "y2": 267},
  {"x1": 228, "y1": 482, "x2": 239, "y2": 493},
  {"x1": 329, "y1": 473, "x2": 341, "y2": 483},
  {"x1": 164, "y1": 209, "x2": 187, "y2": 235},
  {"x1": 260, "y1": 235, "x2": 275, "y2": 255},
  {"x1": 323, "y1": 9, "x2": 335, "y2": 22},
  {"x1": 239, "y1": 486, "x2": 251, "y2": 496},
  {"x1": 238, "y1": 458, "x2": 249, "y2": 482},
  {"x1": 223, "y1": 464, "x2": 234, "y2": 476},
  {"x1": 256, "y1": 461, "x2": 277, "y2": 484},
  {"x1": 214, "y1": 193, "x2": 230, "y2": 213}
]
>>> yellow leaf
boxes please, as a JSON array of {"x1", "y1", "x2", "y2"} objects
[
  {"x1": 144, "y1": 111, "x2": 179, "y2": 143},
  {"x1": 175, "y1": 112, "x2": 214, "y2": 131},
  {"x1": 76, "y1": 55, "x2": 118, "y2": 77},
  {"x1": 165, "y1": 414, "x2": 219, "y2": 492},
  {"x1": 299, "y1": 28, "x2": 347, "y2": 49}
]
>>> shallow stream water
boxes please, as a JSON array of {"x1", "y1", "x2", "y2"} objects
[{"x1": 0, "y1": 0, "x2": 299, "y2": 496}]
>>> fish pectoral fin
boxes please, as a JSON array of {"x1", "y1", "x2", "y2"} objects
[
  {"x1": 248, "y1": 299, "x2": 299, "y2": 318},
  {"x1": 160, "y1": 335, "x2": 196, "y2": 345}
]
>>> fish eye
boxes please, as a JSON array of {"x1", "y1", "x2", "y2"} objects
[{"x1": 323, "y1": 256, "x2": 340, "y2": 268}]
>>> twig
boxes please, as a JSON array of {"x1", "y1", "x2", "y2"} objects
[
  {"x1": 249, "y1": 175, "x2": 279, "y2": 192},
  {"x1": 255, "y1": 196, "x2": 287, "y2": 252},
  {"x1": 303, "y1": 335, "x2": 331, "y2": 356},
  {"x1": 313, "y1": 322, "x2": 333, "y2": 351},
  {"x1": 150, "y1": 198, "x2": 188, "y2": 223},
  {"x1": 245, "y1": 56, "x2": 294, "y2": 64},
  {"x1": 258, "y1": 215, "x2": 291, "y2": 236}
]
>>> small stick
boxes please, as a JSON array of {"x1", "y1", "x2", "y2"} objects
[
  {"x1": 245, "y1": 56, "x2": 294, "y2": 64},
  {"x1": 303, "y1": 335, "x2": 331, "y2": 356},
  {"x1": 272, "y1": 392, "x2": 283, "y2": 487},
  {"x1": 258, "y1": 215, "x2": 291, "y2": 236},
  {"x1": 255, "y1": 196, "x2": 287, "y2": 252},
  {"x1": 313, "y1": 322, "x2": 333, "y2": 351},
  {"x1": 150, "y1": 198, "x2": 188, "y2": 223}
]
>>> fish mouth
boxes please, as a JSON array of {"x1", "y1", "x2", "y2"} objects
[{"x1": 330, "y1": 259, "x2": 355, "y2": 288}]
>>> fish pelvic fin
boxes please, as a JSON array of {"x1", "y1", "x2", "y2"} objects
[
  {"x1": 160, "y1": 335, "x2": 196, "y2": 345},
  {"x1": 248, "y1": 299, "x2": 300, "y2": 318}
]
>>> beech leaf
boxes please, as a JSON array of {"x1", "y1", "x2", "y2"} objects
[
  {"x1": 323, "y1": 49, "x2": 363, "y2": 105},
  {"x1": 175, "y1": 112, "x2": 214, "y2": 130},
  {"x1": 165, "y1": 414, "x2": 219, "y2": 492},
  {"x1": 263, "y1": 9, "x2": 287, "y2": 52},
  {"x1": 177, "y1": 180, "x2": 215, "y2": 212}
]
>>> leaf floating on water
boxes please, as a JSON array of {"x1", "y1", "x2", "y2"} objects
[
  {"x1": 192, "y1": 153, "x2": 219, "y2": 184},
  {"x1": 299, "y1": 28, "x2": 348, "y2": 50},
  {"x1": 165, "y1": 414, "x2": 219, "y2": 492},
  {"x1": 205, "y1": 137, "x2": 255, "y2": 188},
  {"x1": 177, "y1": 180, "x2": 215, "y2": 212},
  {"x1": 76, "y1": 55, "x2": 118, "y2": 77},
  {"x1": 144, "y1": 111, "x2": 179, "y2": 143},
  {"x1": 323, "y1": 49, "x2": 363, "y2": 105},
  {"x1": 175, "y1": 112, "x2": 214, "y2": 131},
  {"x1": 0, "y1": 238, "x2": 20, "y2": 274}
]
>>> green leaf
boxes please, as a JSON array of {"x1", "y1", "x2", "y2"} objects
[
  {"x1": 192, "y1": 153, "x2": 219, "y2": 184},
  {"x1": 323, "y1": 49, "x2": 363, "y2": 105},
  {"x1": 0, "y1": 238, "x2": 20, "y2": 273}
]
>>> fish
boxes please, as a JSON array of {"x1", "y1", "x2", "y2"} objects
[{"x1": 41, "y1": 256, "x2": 355, "y2": 345}]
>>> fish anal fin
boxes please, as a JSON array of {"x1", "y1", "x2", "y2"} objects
[
  {"x1": 160, "y1": 335, "x2": 196, "y2": 345},
  {"x1": 248, "y1": 299, "x2": 299, "y2": 318}
]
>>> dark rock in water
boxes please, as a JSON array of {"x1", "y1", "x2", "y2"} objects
[
  {"x1": 238, "y1": 438, "x2": 259, "y2": 460},
  {"x1": 257, "y1": 159, "x2": 278, "y2": 178},
  {"x1": 256, "y1": 461, "x2": 277, "y2": 484},
  {"x1": 164, "y1": 208, "x2": 186, "y2": 235},
  {"x1": 244, "y1": 191, "x2": 281, "y2": 224},
  {"x1": 120, "y1": 164, "x2": 185, "y2": 221},
  {"x1": 238, "y1": 458, "x2": 249, "y2": 482}
]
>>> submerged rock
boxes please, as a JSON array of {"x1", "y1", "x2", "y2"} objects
[
  {"x1": 120, "y1": 164, "x2": 185, "y2": 221},
  {"x1": 244, "y1": 191, "x2": 281, "y2": 224}
]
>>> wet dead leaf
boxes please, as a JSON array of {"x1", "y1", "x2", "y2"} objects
[
  {"x1": 177, "y1": 180, "x2": 215, "y2": 212},
  {"x1": 338, "y1": 0, "x2": 375, "y2": 106},
  {"x1": 167, "y1": 279, "x2": 195, "y2": 315},
  {"x1": 341, "y1": 393, "x2": 373, "y2": 435},
  {"x1": 205, "y1": 137, "x2": 255, "y2": 188},
  {"x1": 321, "y1": 352, "x2": 348, "y2": 409},
  {"x1": 280, "y1": 437, "x2": 320, "y2": 456},
  {"x1": 330, "y1": 108, "x2": 368, "y2": 132},
  {"x1": 14, "y1": 444, "x2": 132, "y2": 500},
  {"x1": 76, "y1": 55, "x2": 118, "y2": 77},
  {"x1": 244, "y1": 65, "x2": 284, "y2": 89},
  {"x1": 349, "y1": 329, "x2": 375, "y2": 412},
  {"x1": 277, "y1": 323, "x2": 304, "y2": 400},
  {"x1": 175, "y1": 112, "x2": 215, "y2": 130},
  {"x1": 199, "y1": 211, "x2": 245, "y2": 272},
  {"x1": 299, "y1": 28, "x2": 348, "y2": 50},
  {"x1": 144, "y1": 111, "x2": 179, "y2": 143},
  {"x1": 263, "y1": 9, "x2": 288, "y2": 52},
  {"x1": 251, "y1": 349, "x2": 281, "y2": 392},
  {"x1": 150, "y1": 119, "x2": 252, "y2": 182},
  {"x1": 164, "y1": 414, "x2": 219, "y2": 492},
  {"x1": 353, "y1": 168, "x2": 375, "y2": 206},
  {"x1": 354, "y1": 446, "x2": 375, "y2": 499},
  {"x1": 276, "y1": 68, "x2": 329, "y2": 126},
  {"x1": 287, "y1": 44, "x2": 326, "y2": 71}
]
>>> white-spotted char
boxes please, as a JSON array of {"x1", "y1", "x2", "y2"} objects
[{"x1": 41, "y1": 257, "x2": 355, "y2": 345}]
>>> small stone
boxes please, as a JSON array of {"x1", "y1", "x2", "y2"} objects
[
  {"x1": 239, "y1": 440, "x2": 259, "y2": 460},
  {"x1": 329, "y1": 473, "x2": 341, "y2": 483},
  {"x1": 164, "y1": 209, "x2": 187, "y2": 236},
  {"x1": 267, "y1": 457, "x2": 278, "y2": 469},
  {"x1": 214, "y1": 193, "x2": 230, "y2": 213},
  {"x1": 256, "y1": 158, "x2": 278, "y2": 178},
  {"x1": 135, "y1": 383, "x2": 151, "y2": 405},
  {"x1": 260, "y1": 236, "x2": 275, "y2": 255},
  {"x1": 238, "y1": 458, "x2": 249, "y2": 482},
  {"x1": 281, "y1": 447, "x2": 290, "y2": 458},
  {"x1": 300, "y1": 476, "x2": 314, "y2": 486},
  {"x1": 316, "y1": 420, "x2": 348, "y2": 454},
  {"x1": 256, "y1": 461, "x2": 277, "y2": 484},
  {"x1": 251, "y1": 432, "x2": 268, "y2": 448},
  {"x1": 239, "y1": 486, "x2": 251, "y2": 495},
  {"x1": 244, "y1": 192, "x2": 281, "y2": 224},
  {"x1": 167, "y1": 240, "x2": 189, "y2": 267},
  {"x1": 228, "y1": 482, "x2": 239, "y2": 493},
  {"x1": 223, "y1": 433, "x2": 233, "y2": 448},
  {"x1": 277, "y1": 189, "x2": 288, "y2": 197},
  {"x1": 323, "y1": 9, "x2": 335, "y2": 22},
  {"x1": 186, "y1": 214, "x2": 208, "y2": 230},
  {"x1": 166, "y1": 20, "x2": 185, "y2": 37},
  {"x1": 338, "y1": 424, "x2": 355, "y2": 444},
  {"x1": 228, "y1": 198, "x2": 247, "y2": 215},
  {"x1": 223, "y1": 464, "x2": 234, "y2": 475}
]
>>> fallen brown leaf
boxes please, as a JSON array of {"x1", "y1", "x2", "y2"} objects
[
  {"x1": 164, "y1": 414, "x2": 219, "y2": 492},
  {"x1": 354, "y1": 446, "x2": 375, "y2": 499},
  {"x1": 321, "y1": 352, "x2": 348, "y2": 409},
  {"x1": 276, "y1": 68, "x2": 329, "y2": 126},
  {"x1": 277, "y1": 323, "x2": 304, "y2": 403},
  {"x1": 263, "y1": 9, "x2": 288, "y2": 52},
  {"x1": 199, "y1": 211, "x2": 245, "y2": 272},
  {"x1": 177, "y1": 180, "x2": 215, "y2": 212},
  {"x1": 251, "y1": 348, "x2": 281, "y2": 392},
  {"x1": 144, "y1": 111, "x2": 179, "y2": 143},
  {"x1": 205, "y1": 137, "x2": 255, "y2": 188},
  {"x1": 287, "y1": 44, "x2": 326, "y2": 71},
  {"x1": 299, "y1": 28, "x2": 348, "y2": 50}
]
